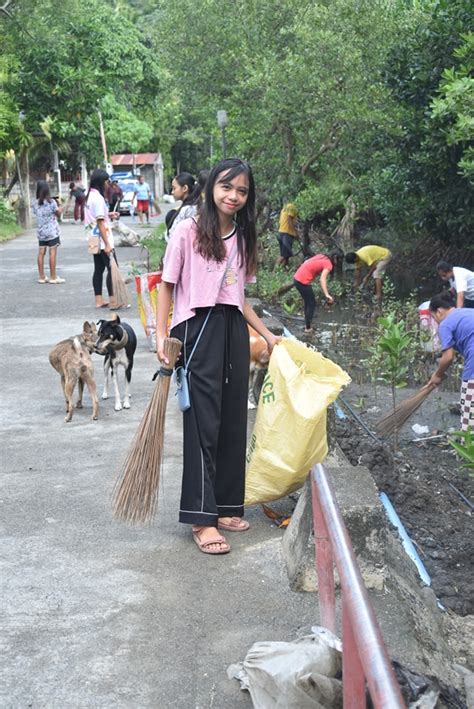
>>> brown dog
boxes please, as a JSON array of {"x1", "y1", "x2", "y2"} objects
[{"x1": 49, "y1": 321, "x2": 99, "y2": 422}]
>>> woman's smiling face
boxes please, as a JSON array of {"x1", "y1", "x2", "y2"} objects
[{"x1": 212, "y1": 170, "x2": 249, "y2": 217}]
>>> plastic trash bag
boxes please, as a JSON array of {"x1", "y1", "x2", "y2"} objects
[
  {"x1": 227, "y1": 628, "x2": 342, "y2": 709},
  {"x1": 245, "y1": 339, "x2": 350, "y2": 505}
]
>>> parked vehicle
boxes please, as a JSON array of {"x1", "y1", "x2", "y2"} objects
[{"x1": 112, "y1": 177, "x2": 136, "y2": 216}]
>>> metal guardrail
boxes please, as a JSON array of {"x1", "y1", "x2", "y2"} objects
[{"x1": 311, "y1": 463, "x2": 405, "y2": 708}]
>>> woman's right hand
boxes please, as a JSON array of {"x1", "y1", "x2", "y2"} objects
[
  {"x1": 104, "y1": 244, "x2": 113, "y2": 255},
  {"x1": 157, "y1": 335, "x2": 169, "y2": 365}
]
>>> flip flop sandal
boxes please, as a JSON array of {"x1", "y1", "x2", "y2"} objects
[
  {"x1": 217, "y1": 517, "x2": 250, "y2": 532},
  {"x1": 38, "y1": 277, "x2": 49, "y2": 284},
  {"x1": 192, "y1": 531, "x2": 230, "y2": 555},
  {"x1": 95, "y1": 303, "x2": 110, "y2": 308}
]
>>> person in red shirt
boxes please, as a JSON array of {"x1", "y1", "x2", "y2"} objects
[{"x1": 293, "y1": 250, "x2": 343, "y2": 332}]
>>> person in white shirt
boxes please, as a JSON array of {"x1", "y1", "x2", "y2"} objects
[
  {"x1": 437, "y1": 261, "x2": 474, "y2": 308},
  {"x1": 85, "y1": 169, "x2": 119, "y2": 308}
]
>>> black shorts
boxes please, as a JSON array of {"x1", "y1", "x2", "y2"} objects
[
  {"x1": 277, "y1": 232, "x2": 295, "y2": 259},
  {"x1": 38, "y1": 237, "x2": 60, "y2": 248}
]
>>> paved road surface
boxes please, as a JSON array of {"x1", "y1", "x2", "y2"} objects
[{"x1": 0, "y1": 221, "x2": 317, "y2": 708}]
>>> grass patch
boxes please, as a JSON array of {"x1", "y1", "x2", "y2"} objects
[{"x1": 0, "y1": 221, "x2": 23, "y2": 242}]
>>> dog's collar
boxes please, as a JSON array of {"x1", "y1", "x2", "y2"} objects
[{"x1": 110, "y1": 326, "x2": 128, "y2": 350}]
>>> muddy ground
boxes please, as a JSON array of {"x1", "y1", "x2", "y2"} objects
[
  {"x1": 273, "y1": 308, "x2": 473, "y2": 618},
  {"x1": 336, "y1": 384, "x2": 473, "y2": 617}
]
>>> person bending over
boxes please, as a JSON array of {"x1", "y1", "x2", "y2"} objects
[
  {"x1": 429, "y1": 291, "x2": 474, "y2": 432},
  {"x1": 345, "y1": 245, "x2": 392, "y2": 304},
  {"x1": 437, "y1": 261, "x2": 474, "y2": 309},
  {"x1": 293, "y1": 250, "x2": 343, "y2": 332}
]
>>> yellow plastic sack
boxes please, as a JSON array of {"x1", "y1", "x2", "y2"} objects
[{"x1": 245, "y1": 339, "x2": 350, "y2": 505}]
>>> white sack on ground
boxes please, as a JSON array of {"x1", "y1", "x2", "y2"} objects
[
  {"x1": 227, "y1": 629, "x2": 342, "y2": 709},
  {"x1": 111, "y1": 221, "x2": 140, "y2": 246}
]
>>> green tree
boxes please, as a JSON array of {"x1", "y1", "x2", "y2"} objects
[
  {"x1": 2, "y1": 0, "x2": 179, "y2": 170},
  {"x1": 430, "y1": 32, "x2": 474, "y2": 184},
  {"x1": 376, "y1": 0, "x2": 474, "y2": 243}
]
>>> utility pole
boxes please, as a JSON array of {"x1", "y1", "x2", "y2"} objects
[
  {"x1": 97, "y1": 110, "x2": 109, "y2": 167},
  {"x1": 216, "y1": 110, "x2": 228, "y2": 159},
  {"x1": 17, "y1": 111, "x2": 31, "y2": 228}
]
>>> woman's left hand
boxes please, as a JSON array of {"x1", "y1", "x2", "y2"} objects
[{"x1": 266, "y1": 333, "x2": 282, "y2": 355}]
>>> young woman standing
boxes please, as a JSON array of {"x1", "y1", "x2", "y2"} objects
[
  {"x1": 156, "y1": 158, "x2": 280, "y2": 555},
  {"x1": 84, "y1": 169, "x2": 119, "y2": 309}
]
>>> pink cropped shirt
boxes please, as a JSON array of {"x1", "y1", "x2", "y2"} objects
[{"x1": 162, "y1": 218, "x2": 256, "y2": 329}]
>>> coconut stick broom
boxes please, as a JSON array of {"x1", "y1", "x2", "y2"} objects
[
  {"x1": 110, "y1": 255, "x2": 130, "y2": 309},
  {"x1": 112, "y1": 337, "x2": 182, "y2": 524},
  {"x1": 376, "y1": 382, "x2": 436, "y2": 438}
]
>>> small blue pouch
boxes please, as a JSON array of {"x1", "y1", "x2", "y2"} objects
[
  {"x1": 174, "y1": 242, "x2": 237, "y2": 413},
  {"x1": 175, "y1": 367, "x2": 191, "y2": 412}
]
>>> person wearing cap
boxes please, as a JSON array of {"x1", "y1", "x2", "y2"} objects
[
  {"x1": 275, "y1": 202, "x2": 298, "y2": 269},
  {"x1": 345, "y1": 245, "x2": 392, "y2": 303}
]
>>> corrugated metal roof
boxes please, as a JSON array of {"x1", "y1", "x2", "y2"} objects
[{"x1": 111, "y1": 153, "x2": 161, "y2": 165}]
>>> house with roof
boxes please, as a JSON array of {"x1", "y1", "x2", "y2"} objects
[{"x1": 110, "y1": 153, "x2": 164, "y2": 198}]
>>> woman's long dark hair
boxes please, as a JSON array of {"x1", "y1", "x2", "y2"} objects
[
  {"x1": 36, "y1": 180, "x2": 51, "y2": 205},
  {"x1": 197, "y1": 158, "x2": 257, "y2": 276},
  {"x1": 86, "y1": 169, "x2": 110, "y2": 201}
]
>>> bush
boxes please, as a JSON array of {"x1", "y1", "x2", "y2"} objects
[
  {"x1": 0, "y1": 197, "x2": 17, "y2": 224},
  {"x1": 0, "y1": 197, "x2": 21, "y2": 241},
  {"x1": 140, "y1": 224, "x2": 167, "y2": 272}
]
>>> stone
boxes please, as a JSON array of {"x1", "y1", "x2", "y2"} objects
[
  {"x1": 245, "y1": 297, "x2": 264, "y2": 317},
  {"x1": 281, "y1": 445, "x2": 388, "y2": 593},
  {"x1": 261, "y1": 314, "x2": 284, "y2": 336}
]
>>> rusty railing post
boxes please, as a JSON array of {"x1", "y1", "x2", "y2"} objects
[
  {"x1": 312, "y1": 464, "x2": 405, "y2": 709},
  {"x1": 311, "y1": 475, "x2": 336, "y2": 633}
]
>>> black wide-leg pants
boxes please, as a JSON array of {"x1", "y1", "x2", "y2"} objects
[{"x1": 170, "y1": 305, "x2": 250, "y2": 526}]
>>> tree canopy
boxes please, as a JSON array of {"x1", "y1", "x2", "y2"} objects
[{"x1": 1, "y1": 0, "x2": 473, "y2": 246}]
